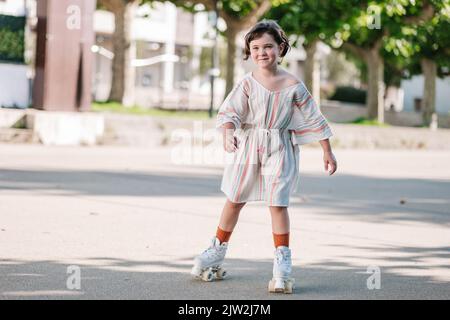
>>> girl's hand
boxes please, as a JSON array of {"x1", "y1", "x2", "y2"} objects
[
  {"x1": 323, "y1": 151, "x2": 337, "y2": 175},
  {"x1": 223, "y1": 129, "x2": 239, "y2": 153}
]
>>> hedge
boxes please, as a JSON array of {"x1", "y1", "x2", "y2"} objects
[
  {"x1": 329, "y1": 86, "x2": 367, "y2": 105},
  {"x1": 0, "y1": 14, "x2": 25, "y2": 63}
]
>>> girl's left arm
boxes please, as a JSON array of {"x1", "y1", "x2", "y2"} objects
[
  {"x1": 288, "y1": 81, "x2": 333, "y2": 146},
  {"x1": 319, "y1": 139, "x2": 337, "y2": 175},
  {"x1": 288, "y1": 81, "x2": 337, "y2": 175}
]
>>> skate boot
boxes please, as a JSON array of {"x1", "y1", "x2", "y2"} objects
[
  {"x1": 268, "y1": 246, "x2": 295, "y2": 293},
  {"x1": 191, "y1": 237, "x2": 228, "y2": 282}
]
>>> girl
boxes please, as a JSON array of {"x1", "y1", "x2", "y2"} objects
[{"x1": 191, "y1": 20, "x2": 337, "y2": 293}]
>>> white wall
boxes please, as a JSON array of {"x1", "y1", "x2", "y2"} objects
[
  {"x1": 0, "y1": 0, "x2": 25, "y2": 16},
  {"x1": 94, "y1": 4, "x2": 178, "y2": 43},
  {"x1": 0, "y1": 64, "x2": 29, "y2": 108},
  {"x1": 0, "y1": 0, "x2": 30, "y2": 108},
  {"x1": 401, "y1": 75, "x2": 450, "y2": 114}
]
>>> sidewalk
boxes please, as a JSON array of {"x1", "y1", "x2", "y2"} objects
[{"x1": 0, "y1": 144, "x2": 449, "y2": 299}]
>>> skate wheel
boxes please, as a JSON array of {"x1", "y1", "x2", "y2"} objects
[
  {"x1": 201, "y1": 270, "x2": 213, "y2": 282},
  {"x1": 285, "y1": 280, "x2": 294, "y2": 294},
  {"x1": 191, "y1": 266, "x2": 201, "y2": 277},
  {"x1": 268, "y1": 279, "x2": 294, "y2": 294},
  {"x1": 216, "y1": 268, "x2": 227, "y2": 280},
  {"x1": 268, "y1": 279, "x2": 276, "y2": 293}
]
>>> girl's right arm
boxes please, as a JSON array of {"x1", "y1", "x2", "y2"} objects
[
  {"x1": 216, "y1": 79, "x2": 249, "y2": 153},
  {"x1": 221, "y1": 122, "x2": 239, "y2": 153}
]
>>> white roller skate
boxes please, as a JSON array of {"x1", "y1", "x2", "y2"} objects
[
  {"x1": 191, "y1": 237, "x2": 228, "y2": 282},
  {"x1": 268, "y1": 246, "x2": 295, "y2": 294}
]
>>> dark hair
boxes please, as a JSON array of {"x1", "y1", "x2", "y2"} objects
[{"x1": 243, "y1": 20, "x2": 291, "y2": 65}]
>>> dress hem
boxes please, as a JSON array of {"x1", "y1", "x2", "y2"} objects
[{"x1": 220, "y1": 188, "x2": 289, "y2": 207}]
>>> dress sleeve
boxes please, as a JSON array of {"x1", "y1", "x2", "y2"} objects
[
  {"x1": 288, "y1": 81, "x2": 333, "y2": 145},
  {"x1": 216, "y1": 79, "x2": 249, "y2": 131}
]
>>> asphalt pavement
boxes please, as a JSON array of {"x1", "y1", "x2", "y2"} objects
[{"x1": 0, "y1": 144, "x2": 449, "y2": 299}]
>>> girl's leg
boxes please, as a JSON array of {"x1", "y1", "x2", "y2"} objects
[
  {"x1": 216, "y1": 199, "x2": 246, "y2": 243},
  {"x1": 269, "y1": 206, "x2": 290, "y2": 247},
  {"x1": 268, "y1": 206, "x2": 293, "y2": 293}
]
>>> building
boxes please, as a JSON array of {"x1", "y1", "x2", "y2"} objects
[
  {"x1": 0, "y1": 0, "x2": 33, "y2": 109},
  {"x1": 401, "y1": 75, "x2": 450, "y2": 115},
  {"x1": 92, "y1": 2, "x2": 308, "y2": 109}
]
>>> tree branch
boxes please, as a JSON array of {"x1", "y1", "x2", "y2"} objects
[
  {"x1": 341, "y1": 42, "x2": 367, "y2": 60},
  {"x1": 219, "y1": 0, "x2": 271, "y2": 30},
  {"x1": 403, "y1": 0, "x2": 435, "y2": 24},
  {"x1": 241, "y1": 0, "x2": 271, "y2": 29}
]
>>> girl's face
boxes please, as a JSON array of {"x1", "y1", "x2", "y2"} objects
[{"x1": 249, "y1": 32, "x2": 284, "y2": 69}]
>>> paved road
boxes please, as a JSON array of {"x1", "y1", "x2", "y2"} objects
[{"x1": 0, "y1": 143, "x2": 449, "y2": 299}]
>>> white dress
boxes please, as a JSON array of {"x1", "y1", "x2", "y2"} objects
[{"x1": 216, "y1": 72, "x2": 333, "y2": 206}]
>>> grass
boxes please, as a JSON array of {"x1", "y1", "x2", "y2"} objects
[
  {"x1": 350, "y1": 117, "x2": 390, "y2": 127},
  {"x1": 92, "y1": 101, "x2": 214, "y2": 119},
  {"x1": 92, "y1": 102, "x2": 391, "y2": 127}
]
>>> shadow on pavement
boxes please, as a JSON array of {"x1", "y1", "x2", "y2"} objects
[
  {"x1": 1, "y1": 256, "x2": 449, "y2": 300},
  {"x1": 1, "y1": 169, "x2": 449, "y2": 226}
]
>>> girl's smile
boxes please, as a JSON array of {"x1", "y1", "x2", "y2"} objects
[{"x1": 249, "y1": 33, "x2": 284, "y2": 68}]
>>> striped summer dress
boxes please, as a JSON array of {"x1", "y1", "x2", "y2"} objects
[{"x1": 216, "y1": 71, "x2": 333, "y2": 206}]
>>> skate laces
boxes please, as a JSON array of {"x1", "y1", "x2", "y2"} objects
[{"x1": 201, "y1": 239, "x2": 226, "y2": 259}]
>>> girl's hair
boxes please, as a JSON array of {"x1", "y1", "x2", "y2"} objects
[{"x1": 243, "y1": 20, "x2": 291, "y2": 64}]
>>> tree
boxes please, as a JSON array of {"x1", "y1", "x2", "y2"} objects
[
  {"x1": 265, "y1": 0, "x2": 360, "y2": 102},
  {"x1": 334, "y1": 0, "x2": 435, "y2": 122},
  {"x1": 99, "y1": 0, "x2": 276, "y2": 103},
  {"x1": 380, "y1": 0, "x2": 449, "y2": 126},
  {"x1": 410, "y1": 3, "x2": 449, "y2": 126},
  {"x1": 170, "y1": 0, "x2": 276, "y2": 97},
  {"x1": 97, "y1": 0, "x2": 153, "y2": 104}
]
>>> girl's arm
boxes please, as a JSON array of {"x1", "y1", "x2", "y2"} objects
[
  {"x1": 287, "y1": 81, "x2": 337, "y2": 175},
  {"x1": 319, "y1": 139, "x2": 337, "y2": 175},
  {"x1": 319, "y1": 138, "x2": 332, "y2": 152},
  {"x1": 216, "y1": 79, "x2": 249, "y2": 153},
  {"x1": 288, "y1": 82, "x2": 333, "y2": 146},
  {"x1": 221, "y1": 122, "x2": 238, "y2": 153}
]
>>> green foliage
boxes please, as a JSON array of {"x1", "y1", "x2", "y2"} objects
[
  {"x1": 328, "y1": 0, "x2": 441, "y2": 51},
  {"x1": 92, "y1": 101, "x2": 211, "y2": 119},
  {"x1": 329, "y1": 86, "x2": 367, "y2": 104},
  {"x1": 170, "y1": 0, "x2": 272, "y2": 19},
  {"x1": 266, "y1": 0, "x2": 360, "y2": 46},
  {"x1": 0, "y1": 14, "x2": 25, "y2": 63},
  {"x1": 385, "y1": 0, "x2": 450, "y2": 80},
  {"x1": 350, "y1": 116, "x2": 390, "y2": 126}
]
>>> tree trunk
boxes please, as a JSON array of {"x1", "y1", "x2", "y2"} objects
[
  {"x1": 108, "y1": 0, "x2": 128, "y2": 103},
  {"x1": 122, "y1": 2, "x2": 137, "y2": 107},
  {"x1": 304, "y1": 39, "x2": 321, "y2": 104},
  {"x1": 224, "y1": 26, "x2": 238, "y2": 99},
  {"x1": 365, "y1": 48, "x2": 385, "y2": 123},
  {"x1": 420, "y1": 58, "x2": 437, "y2": 127}
]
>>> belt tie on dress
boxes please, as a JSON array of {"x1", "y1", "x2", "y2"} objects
[{"x1": 242, "y1": 124, "x2": 282, "y2": 159}]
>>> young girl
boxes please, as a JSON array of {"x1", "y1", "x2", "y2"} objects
[{"x1": 191, "y1": 20, "x2": 337, "y2": 293}]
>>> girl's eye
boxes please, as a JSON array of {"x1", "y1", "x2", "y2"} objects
[{"x1": 252, "y1": 46, "x2": 272, "y2": 50}]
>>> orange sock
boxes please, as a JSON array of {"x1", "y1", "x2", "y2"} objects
[
  {"x1": 273, "y1": 232, "x2": 289, "y2": 248},
  {"x1": 216, "y1": 227, "x2": 232, "y2": 244}
]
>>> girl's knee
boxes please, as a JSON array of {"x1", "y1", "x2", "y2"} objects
[
  {"x1": 227, "y1": 199, "x2": 246, "y2": 209},
  {"x1": 269, "y1": 206, "x2": 288, "y2": 213}
]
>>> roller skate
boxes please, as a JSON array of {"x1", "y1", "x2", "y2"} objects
[
  {"x1": 268, "y1": 246, "x2": 295, "y2": 294},
  {"x1": 191, "y1": 237, "x2": 228, "y2": 282}
]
